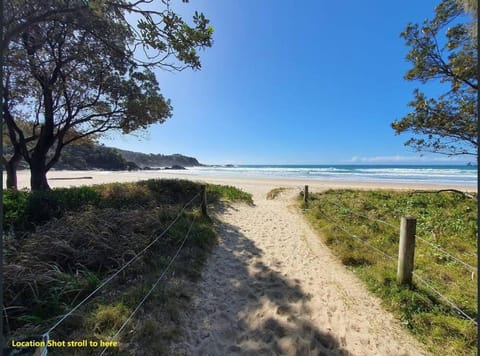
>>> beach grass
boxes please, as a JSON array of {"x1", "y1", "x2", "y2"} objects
[
  {"x1": 3, "y1": 179, "x2": 253, "y2": 231},
  {"x1": 2, "y1": 179, "x2": 252, "y2": 354},
  {"x1": 206, "y1": 184, "x2": 254, "y2": 205},
  {"x1": 266, "y1": 187, "x2": 288, "y2": 200},
  {"x1": 301, "y1": 189, "x2": 477, "y2": 356}
]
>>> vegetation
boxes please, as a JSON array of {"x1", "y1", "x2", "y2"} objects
[
  {"x1": 206, "y1": 184, "x2": 254, "y2": 205},
  {"x1": 3, "y1": 186, "x2": 100, "y2": 231},
  {"x1": 55, "y1": 145, "x2": 135, "y2": 171},
  {"x1": 266, "y1": 187, "x2": 288, "y2": 200},
  {"x1": 3, "y1": 0, "x2": 213, "y2": 190},
  {"x1": 3, "y1": 180, "x2": 253, "y2": 232},
  {"x1": 392, "y1": 0, "x2": 477, "y2": 157},
  {"x1": 301, "y1": 189, "x2": 477, "y2": 355},
  {"x1": 458, "y1": 0, "x2": 477, "y2": 37},
  {"x1": 2, "y1": 179, "x2": 252, "y2": 354}
]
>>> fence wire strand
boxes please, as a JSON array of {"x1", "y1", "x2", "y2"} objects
[
  {"x1": 316, "y1": 208, "x2": 396, "y2": 262},
  {"x1": 412, "y1": 272, "x2": 478, "y2": 325},
  {"x1": 415, "y1": 235, "x2": 477, "y2": 272},
  {"x1": 321, "y1": 196, "x2": 477, "y2": 272},
  {"x1": 45, "y1": 192, "x2": 201, "y2": 335},
  {"x1": 309, "y1": 192, "x2": 477, "y2": 326},
  {"x1": 323, "y1": 197, "x2": 397, "y2": 230},
  {"x1": 99, "y1": 213, "x2": 197, "y2": 356}
]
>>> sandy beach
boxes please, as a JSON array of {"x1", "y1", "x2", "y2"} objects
[
  {"x1": 8, "y1": 170, "x2": 476, "y2": 355},
  {"x1": 7, "y1": 169, "x2": 478, "y2": 192}
]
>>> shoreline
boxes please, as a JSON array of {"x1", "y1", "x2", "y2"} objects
[{"x1": 5, "y1": 169, "x2": 477, "y2": 192}]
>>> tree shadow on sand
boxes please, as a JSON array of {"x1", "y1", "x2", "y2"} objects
[{"x1": 172, "y1": 212, "x2": 349, "y2": 356}]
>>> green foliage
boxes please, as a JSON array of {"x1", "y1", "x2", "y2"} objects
[
  {"x1": 3, "y1": 179, "x2": 253, "y2": 232},
  {"x1": 2, "y1": 189, "x2": 29, "y2": 229},
  {"x1": 27, "y1": 187, "x2": 100, "y2": 227},
  {"x1": 4, "y1": 0, "x2": 213, "y2": 190},
  {"x1": 206, "y1": 184, "x2": 254, "y2": 205},
  {"x1": 94, "y1": 182, "x2": 153, "y2": 210},
  {"x1": 302, "y1": 189, "x2": 477, "y2": 355},
  {"x1": 93, "y1": 179, "x2": 204, "y2": 210},
  {"x1": 3, "y1": 186, "x2": 100, "y2": 231},
  {"x1": 138, "y1": 179, "x2": 200, "y2": 205},
  {"x1": 392, "y1": 0, "x2": 478, "y2": 156}
]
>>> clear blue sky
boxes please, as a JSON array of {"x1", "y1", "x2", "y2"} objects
[{"x1": 103, "y1": 0, "x2": 471, "y2": 165}]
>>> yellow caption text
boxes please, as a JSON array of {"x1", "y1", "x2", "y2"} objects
[{"x1": 11, "y1": 339, "x2": 118, "y2": 348}]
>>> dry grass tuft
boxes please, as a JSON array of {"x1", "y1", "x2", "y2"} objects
[
  {"x1": 266, "y1": 187, "x2": 288, "y2": 200},
  {"x1": 3, "y1": 206, "x2": 182, "y2": 332}
]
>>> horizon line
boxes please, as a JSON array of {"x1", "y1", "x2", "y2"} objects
[{"x1": 205, "y1": 162, "x2": 476, "y2": 166}]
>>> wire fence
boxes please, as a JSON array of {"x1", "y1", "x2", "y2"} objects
[
  {"x1": 33, "y1": 191, "x2": 203, "y2": 355},
  {"x1": 316, "y1": 207, "x2": 396, "y2": 262},
  {"x1": 322, "y1": 196, "x2": 477, "y2": 272},
  {"x1": 323, "y1": 197, "x2": 397, "y2": 230},
  {"x1": 305, "y1": 188, "x2": 477, "y2": 326},
  {"x1": 99, "y1": 213, "x2": 197, "y2": 356},
  {"x1": 412, "y1": 272, "x2": 477, "y2": 324},
  {"x1": 415, "y1": 235, "x2": 477, "y2": 272}
]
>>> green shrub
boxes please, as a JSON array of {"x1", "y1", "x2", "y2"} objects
[
  {"x1": 139, "y1": 179, "x2": 200, "y2": 205},
  {"x1": 24, "y1": 187, "x2": 100, "y2": 228},
  {"x1": 3, "y1": 189, "x2": 29, "y2": 229},
  {"x1": 3, "y1": 186, "x2": 100, "y2": 231},
  {"x1": 3, "y1": 179, "x2": 253, "y2": 233},
  {"x1": 93, "y1": 179, "x2": 202, "y2": 209},
  {"x1": 94, "y1": 182, "x2": 152, "y2": 209},
  {"x1": 55, "y1": 186, "x2": 101, "y2": 210}
]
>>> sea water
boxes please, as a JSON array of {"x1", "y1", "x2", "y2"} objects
[{"x1": 157, "y1": 165, "x2": 477, "y2": 186}]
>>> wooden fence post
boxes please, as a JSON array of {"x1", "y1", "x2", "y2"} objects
[
  {"x1": 397, "y1": 216, "x2": 416, "y2": 285},
  {"x1": 304, "y1": 185, "x2": 309, "y2": 203},
  {"x1": 201, "y1": 185, "x2": 208, "y2": 217}
]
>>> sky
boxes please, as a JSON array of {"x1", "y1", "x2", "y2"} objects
[{"x1": 102, "y1": 0, "x2": 474, "y2": 165}]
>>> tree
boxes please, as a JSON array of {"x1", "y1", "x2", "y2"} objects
[
  {"x1": 6, "y1": 12, "x2": 165, "y2": 190},
  {"x1": 4, "y1": 1, "x2": 213, "y2": 190},
  {"x1": 2, "y1": 47, "x2": 39, "y2": 189},
  {"x1": 458, "y1": 0, "x2": 477, "y2": 38},
  {"x1": 392, "y1": 0, "x2": 477, "y2": 157},
  {"x1": 3, "y1": 0, "x2": 213, "y2": 69},
  {"x1": 3, "y1": 0, "x2": 88, "y2": 50}
]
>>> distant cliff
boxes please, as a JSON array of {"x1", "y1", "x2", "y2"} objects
[
  {"x1": 6, "y1": 144, "x2": 203, "y2": 171},
  {"x1": 53, "y1": 144, "x2": 129, "y2": 170},
  {"x1": 114, "y1": 148, "x2": 202, "y2": 168}
]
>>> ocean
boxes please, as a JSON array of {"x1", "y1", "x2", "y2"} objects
[{"x1": 165, "y1": 165, "x2": 478, "y2": 187}]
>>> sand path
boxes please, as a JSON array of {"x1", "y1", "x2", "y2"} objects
[{"x1": 170, "y1": 184, "x2": 429, "y2": 356}]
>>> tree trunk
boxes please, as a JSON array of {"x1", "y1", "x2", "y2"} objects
[
  {"x1": 30, "y1": 158, "x2": 50, "y2": 191},
  {"x1": 5, "y1": 153, "x2": 21, "y2": 190},
  {"x1": 29, "y1": 85, "x2": 55, "y2": 191}
]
